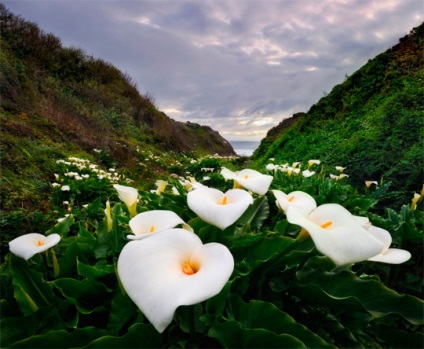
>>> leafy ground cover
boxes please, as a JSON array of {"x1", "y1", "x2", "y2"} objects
[
  {"x1": 1, "y1": 152, "x2": 422, "y2": 348},
  {"x1": 252, "y1": 24, "x2": 424, "y2": 208}
]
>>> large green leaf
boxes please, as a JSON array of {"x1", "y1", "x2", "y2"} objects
[
  {"x1": 294, "y1": 267, "x2": 424, "y2": 324},
  {"x1": 372, "y1": 322, "x2": 424, "y2": 348},
  {"x1": 344, "y1": 196, "x2": 378, "y2": 212},
  {"x1": 45, "y1": 214, "x2": 75, "y2": 238},
  {"x1": 0, "y1": 316, "x2": 36, "y2": 347},
  {"x1": 85, "y1": 323, "x2": 165, "y2": 348},
  {"x1": 53, "y1": 277, "x2": 111, "y2": 314},
  {"x1": 10, "y1": 256, "x2": 57, "y2": 316},
  {"x1": 209, "y1": 318, "x2": 306, "y2": 348},
  {"x1": 226, "y1": 296, "x2": 336, "y2": 348},
  {"x1": 106, "y1": 289, "x2": 137, "y2": 335},
  {"x1": 236, "y1": 196, "x2": 270, "y2": 230},
  {"x1": 9, "y1": 327, "x2": 108, "y2": 348}
]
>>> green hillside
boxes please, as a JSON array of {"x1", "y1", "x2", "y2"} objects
[
  {"x1": 252, "y1": 23, "x2": 424, "y2": 207},
  {"x1": 0, "y1": 5, "x2": 235, "y2": 212}
]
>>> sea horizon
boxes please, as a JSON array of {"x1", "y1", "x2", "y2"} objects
[{"x1": 229, "y1": 140, "x2": 261, "y2": 157}]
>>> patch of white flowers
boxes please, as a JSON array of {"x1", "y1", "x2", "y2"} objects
[{"x1": 54, "y1": 156, "x2": 133, "y2": 188}]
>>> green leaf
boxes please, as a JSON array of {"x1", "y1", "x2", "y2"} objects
[
  {"x1": 209, "y1": 318, "x2": 307, "y2": 348},
  {"x1": 45, "y1": 214, "x2": 75, "y2": 238},
  {"x1": 9, "y1": 327, "x2": 108, "y2": 348},
  {"x1": 57, "y1": 241, "x2": 78, "y2": 278},
  {"x1": 10, "y1": 256, "x2": 56, "y2": 316},
  {"x1": 107, "y1": 289, "x2": 137, "y2": 335},
  {"x1": 53, "y1": 278, "x2": 111, "y2": 314},
  {"x1": 294, "y1": 268, "x2": 424, "y2": 325},
  {"x1": 85, "y1": 323, "x2": 165, "y2": 348},
  {"x1": 236, "y1": 196, "x2": 270, "y2": 229},
  {"x1": 0, "y1": 316, "x2": 34, "y2": 347},
  {"x1": 77, "y1": 259, "x2": 115, "y2": 280},
  {"x1": 344, "y1": 196, "x2": 378, "y2": 212},
  {"x1": 372, "y1": 322, "x2": 424, "y2": 348},
  {"x1": 226, "y1": 296, "x2": 336, "y2": 348},
  {"x1": 205, "y1": 280, "x2": 232, "y2": 315},
  {"x1": 77, "y1": 223, "x2": 97, "y2": 243}
]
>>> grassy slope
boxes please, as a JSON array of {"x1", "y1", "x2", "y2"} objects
[
  {"x1": 252, "y1": 23, "x2": 424, "y2": 207},
  {"x1": 0, "y1": 5, "x2": 235, "y2": 212}
]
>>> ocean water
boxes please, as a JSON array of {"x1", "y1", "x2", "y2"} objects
[{"x1": 229, "y1": 141, "x2": 261, "y2": 157}]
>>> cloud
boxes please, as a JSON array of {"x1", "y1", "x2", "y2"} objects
[{"x1": 3, "y1": 0, "x2": 423, "y2": 140}]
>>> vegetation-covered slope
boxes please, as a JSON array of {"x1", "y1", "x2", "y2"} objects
[
  {"x1": 0, "y1": 4, "x2": 235, "y2": 212},
  {"x1": 252, "y1": 23, "x2": 424, "y2": 206}
]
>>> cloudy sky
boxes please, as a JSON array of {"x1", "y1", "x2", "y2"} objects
[{"x1": 4, "y1": 1, "x2": 423, "y2": 141}]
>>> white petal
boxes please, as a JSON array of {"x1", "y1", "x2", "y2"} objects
[
  {"x1": 302, "y1": 170, "x2": 315, "y2": 177},
  {"x1": 9, "y1": 233, "x2": 61, "y2": 260},
  {"x1": 366, "y1": 225, "x2": 392, "y2": 253},
  {"x1": 220, "y1": 167, "x2": 236, "y2": 181},
  {"x1": 368, "y1": 248, "x2": 411, "y2": 264},
  {"x1": 272, "y1": 190, "x2": 317, "y2": 215},
  {"x1": 287, "y1": 204, "x2": 384, "y2": 266},
  {"x1": 234, "y1": 169, "x2": 273, "y2": 195},
  {"x1": 117, "y1": 229, "x2": 234, "y2": 333},
  {"x1": 354, "y1": 215, "x2": 371, "y2": 229},
  {"x1": 128, "y1": 210, "x2": 186, "y2": 240},
  {"x1": 113, "y1": 184, "x2": 138, "y2": 207},
  {"x1": 187, "y1": 188, "x2": 253, "y2": 230}
]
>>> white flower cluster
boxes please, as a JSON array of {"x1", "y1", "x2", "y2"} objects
[
  {"x1": 52, "y1": 156, "x2": 133, "y2": 190},
  {"x1": 266, "y1": 159, "x2": 351, "y2": 180}
]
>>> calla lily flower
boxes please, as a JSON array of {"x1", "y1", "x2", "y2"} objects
[
  {"x1": 308, "y1": 159, "x2": 321, "y2": 167},
  {"x1": 104, "y1": 200, "x2": 113, "y2": 232},
  {"x1": 286, "y1": 167, "x2": 300, "y2": 176},
  {"x1": 330, "y1": 173, "x2": 349, "y2": 181},
  {"x1": 113, "y1": 184, "x2": 138, "y2": 217},
  {"x1": 128, "y1": 210, "x2": 190, "y2": 240},
  {"x1": 220, "y1": 167, "x2": 237, "y2": 181},
  {"x1": 272, "y1": 190, "x2": 317, "y2": 215},
  {"x1": 154, "y1": 180, "x2": 168, "y2": 195},
  {"x1": 286, "y1": 204, "x2": 385, "y2": 266},
  {"x1": 366, "y1": 226, "x2": 411, "y2": 264},
  {"x1": 221, "y1": 168, "x2": 273, "y2": 195},
  {"x1": 187, "y1": 187, "x2": 253, "y2": 230},
  {"x1": 365, "y1": 181, "x2": 378, "y2": 188},
  {"x1": 411, "y1": 193, "x2": 421, "y2": 210},
  {"x1": 117, "y1": 228, "x2": 234, "y2": 333},
  {"x1": 266, "y1": 163, "x2": 279, "y2": 171},
  {"x1": 9, "y1": 233, "x2": 61, "y2": 260},
  {"x1": 302, "y1": 170, "x2": 315, "y2": 178}
]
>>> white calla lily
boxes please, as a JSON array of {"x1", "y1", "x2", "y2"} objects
[
  {"x1": 411, "y1": 192, "x2": 421, "y2": 210},
  {"x1": 235, "y1": 169, "x2": 273, "y2": 195},
  {"x1": 187, "y1": 187, "x2": 253, "y2": 230},
  {"x1": 155, "y1": 180, "x2": 168, "y2": 195},
  {"x1": 117, "y1": 228, "x2": 234, "y2": 333},
  {"x1": 302, "y1": 170, "x2": 315, "y2": 178},
  {"x1": 366, "y1": 226, "x2": 411, "y2": 264},
  {"x1": 9, "y1": 233, "x2": 61, "y2": 260},
  {"x1": 272, "y1": 190, "x2": 317, "y2": 215},
  {"x1": 105, "y1": 200, "x2": 113, "y2": 232},
  {"x1": 308, "y1": 159, "x2": 321, "y2": 167},
  {"x1": 113, "y1": 184, "x2": 138, "y2": 217},
  {"x1": 266, "y1": 163, "x2": 279, "y2": 171},
  {"x1": 354, "y1": 215, "x2": 372, "y2": 229},
  {"x1": 365, "y1": 181, "x2": 378, "y2": 188},
  {"x1": 286, "y1": 204, "x2": 385, "y2": 266},
  {"x1": 220, "y1": 167, "x2": 236, "y2": 181},
  {"x1": 221, "y1": 168, "x2": 273, "y2": 195},
  {"x1": 128, "y1": 210, "x2": 188, "y2": 240}
]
